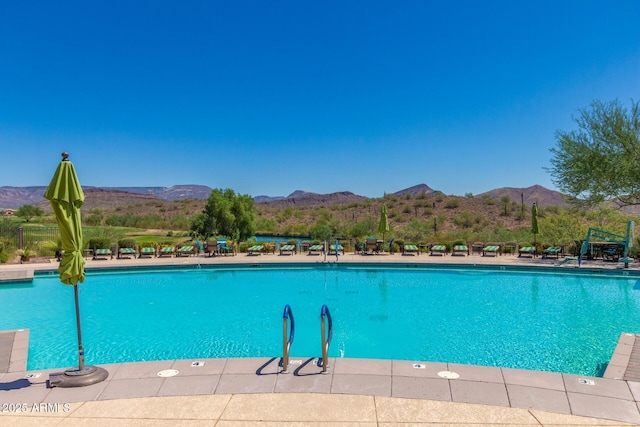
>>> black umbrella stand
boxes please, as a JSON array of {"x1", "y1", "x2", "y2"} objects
[{"x1": 48, "y1": 286, "x2": 108, "y2": 388}]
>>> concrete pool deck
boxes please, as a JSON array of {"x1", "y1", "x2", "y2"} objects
[{"x1": 2, "y1": 252, "x2": 640, "y2": 425}]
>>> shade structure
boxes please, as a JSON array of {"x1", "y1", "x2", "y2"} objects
[
  {"x1": 44, "y1": 153, "x2": 107, "y2": 388},
  {"x1": 531, "y1": 202, "x2": 539, "y2": 244},
  {"x1": 378, "y1": 203, "x2": 390, "y2": 241}
]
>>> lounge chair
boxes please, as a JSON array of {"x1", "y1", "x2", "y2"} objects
[
  {"x1": 542, "y1": 246, "x2": 563, "y2": 259},
  {"x1": 118, "y1": 247, "x2": 136, "y2": 259},
  {"x1": 430, "y1": 244, "x2": 447, "y2": 256},
  {"x1": 195, "y1": 240, "x2": 205, "y2": 256},
  {"x1": 518, "y1": 246, "x2": 536, "y2": 257},
  {"x1": 328, "y1": 244, "x2": 344, "y2": 255},
  {"x1": 204, "y1": 241, "x2": 218, "y2": 257},
  {"x1": 177, "y1": 245, "x2": 195, "y2": 257},
  {"x1": 92, "y1": 248, "x2": 112, "y2": 260},
  {"x1": 471, "y1": 242, "x2": 484, "y2": 255},
  {"x1": 403, "y1": 244, "x2": 419, "y2": 255},
  {"x1": 247, "y1": 244, "x2": 263, "y2": 255},
  {"x1": 452, "y1": 244, "x2": 469, "y2": 256},
  {"x1": 279, "y1": 244, "x2": 296, "y2": 255},
  {"x1": 139, "y1": 247, "x2": 156, "y2": 258},
  {"x1": 382, "y1": 238, "x2": 395, "y2": 254},
  {"x1": 483, "y1": 245, "x2": 500, "y2": 256},
  {"x1": 158, "y1": 246, "x2": 175, "y2": 257},
  {"x1": 364, "y1": 238, "x2": 379, "y2": 255},
  {"x1": 218, "y1": 240, "x2": 235, "y2": 256},
  {"x1": 503, "y1": 242, "x2": 517, "y2": 256},
  {"x1": 309, "y1": 243, "x2": 324, "y2": 255}
]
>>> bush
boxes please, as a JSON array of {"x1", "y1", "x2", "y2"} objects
[
  {"x1": 118, "y1": 239, "x2": 136, "y2": 249},
  {"x1": 444, "y1": 199, "x2": 460, "y2": 209},
  {"x1": 87, "y1": 237, "x2": 111, "y2": 249}
]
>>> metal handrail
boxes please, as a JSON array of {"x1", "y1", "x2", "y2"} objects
[
  {"x1": 280, "y1": 304, "x2": 295, "y2": 373},
  {"x1": 319, "y1": 304, "x2": 333, "y2": 373}
]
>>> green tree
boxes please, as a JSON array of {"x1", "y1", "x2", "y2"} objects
[
  {"x1": 16, "y1": 205, "x2": 44, "y2": 222},
  {"x1": 549, "y1": 99, "x2": 640, "y2": 208},
  {"x1": 194, "y1": 188, "x2": 257, "y2": 241}
]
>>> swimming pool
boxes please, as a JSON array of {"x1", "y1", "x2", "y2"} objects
[{"x1": 1, "y1": 264, "x2": 639, "y2": 376}]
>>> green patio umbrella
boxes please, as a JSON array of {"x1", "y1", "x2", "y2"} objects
[
  {"x1": 378, "y1": 203, "x2": 389, "y2": 242},
  {"x1": 44, "y1": 152, "x2": 107, "y2": 387},
  {"x1": 531, "y1": 202, "x2": 539, "y2": 245}
]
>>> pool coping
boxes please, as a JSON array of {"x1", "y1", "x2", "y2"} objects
[{"x1": 2, "y1": 328, "x2": 640, "y2": 424}]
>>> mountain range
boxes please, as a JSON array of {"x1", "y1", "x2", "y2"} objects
[{"x1": 0, "y1": 183, "x2": 568, "y2": 210}]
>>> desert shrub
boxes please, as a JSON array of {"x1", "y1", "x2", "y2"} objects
[
  {"x1": 118, "y1": 239, "x2": 136, "y2": 249},
  {"x1": 87, "y1": 237, "x2": 111, "y2": 249},
  {"x1": 444, "y1": 199, "x2": 460, "y2": 209}
]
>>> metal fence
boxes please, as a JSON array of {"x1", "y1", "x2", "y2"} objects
[{"x1": 0, "y1": 226, "x2": 60, "y2": 255}]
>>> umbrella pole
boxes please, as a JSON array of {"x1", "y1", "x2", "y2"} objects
[{"x1": 74, "y1": 284, "x2": 85, "y2": 371}]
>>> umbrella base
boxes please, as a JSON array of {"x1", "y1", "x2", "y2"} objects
[{"x1": 48, "y1": 366, "x2": 108, "y2": 388}]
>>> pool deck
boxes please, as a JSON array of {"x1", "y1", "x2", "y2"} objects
[{"x1": 2, "y1": 252, "x2": 640, "y2": 425}]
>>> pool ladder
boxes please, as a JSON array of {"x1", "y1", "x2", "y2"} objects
[
  {"x1": 318, "y1": 304, "x2": 333, "y2": 373},
  {"x1": 280, "y1": 304, "x2": 295, "y2": 373},
  {"x1": 279, "y1": 304, "x2": 333, "y2": 374}
]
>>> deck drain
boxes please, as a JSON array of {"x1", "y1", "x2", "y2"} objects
[
  {"x1": 191, "y1": 361, "x2": 205, "y2": 367},
  {"x1": 578, "y1": 378, "x2": 595, "y2": 385},
  {"x1": 437, "y1": 370, "x2": 460, "y2": 379},
  {"x1": 157, "y1": 369, "x2": 179, "y2": 377},
  {"x1": 25, "y1": 373, "x2": 41, "y2": 379},
  {"x1": 413, "y1": 364, "x2": 425, "y2": 369}
]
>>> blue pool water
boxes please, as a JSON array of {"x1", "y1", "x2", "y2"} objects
[{"x1": 1, "y1": 264, "x2": 639, "y2": 376}]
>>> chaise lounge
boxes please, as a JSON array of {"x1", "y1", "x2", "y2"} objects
[
  {"x1": 483, "y1": 245, "x2": 500, "y2": 256},
  {"x1": 430, "y1": 244, "x2": 448, "y2": 256},
  {"x1": 403, "y1": 244, "x2": 419, "y2": 255},
  {"x1": 177, "y1": 245, "x2": 195, "y2": 257},
  {"x1": 518, "y1": 246, "x2": 536, "y2": 257},
  {"x1": 329, "y1": 244, "x2": 344, "y2": 255},
  {"x1": 452, "y1": 244, "x2": 469, "y2": 256},
  {"x1": 309, "y1": 243, "x2": 325, "y2": 255},
  {"x1": 118, "y1": 247, "x2": 136, "y2": 259},
  {"x1": 92, "y1": 248, "x2": 113, "y2": 260},
  {"x1": 279, "y1": 244, "x2": 296, "y2": 255},
  {"x1": 158, "y1": 246, "x2": 175, "y2": 257},
  {"x1": 542, "y1": 246, "x2": 563, "y2": 259},
  {"x1": 139, "y1": 247, "x2": 156, "y2": 258},
  {"x1": 247, "y1": 244, "x2": 264, "y2": 255}
]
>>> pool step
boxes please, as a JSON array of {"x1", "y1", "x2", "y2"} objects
[{"x1": 0, "y1": 329, "x2": 29, "y2": 373}]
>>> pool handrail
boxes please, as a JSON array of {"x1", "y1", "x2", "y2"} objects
[
  {"x1": 318, "y1": 304, "x2": 333, "y2": 373},
  {"x1": 280, "y1": 304, "x2": 295, "y2": 373}
]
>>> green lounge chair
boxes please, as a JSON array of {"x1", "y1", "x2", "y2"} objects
[
  {"x1": 177, "y1": 245, "x2": 195, "y2": 257},
  {"x1": 309, "y1": 244, "x2": 324, "y2": 255},
  {"x1": 218, "y1": 239, "x2": 235, "y2": 256},
  {"x1": 518, "y1": 246, "x2": 536, "y2": 257},
  {"x1": 279, "y1": 244, "x2": 296, "y2": 255},
  {"x1": 139, "y1": 247, "x2": 156, "y2": 258},
  {"x1": 247, "y1": 244, "x2": 263, "y2": 255},
  {"x1": 403, "y1": 244, "x2": 419, "y2": 255},
  {"x1": 542, "y1": 246, "x2": 563, "y2": 259},
  {"x1": 329, "y1": 244, "x2": 344, "y2": 255},
  {"x1": 382, "y1": 238, "x2": 395, "y2": 254},
  {"x1": 452, "y1": 245, "x2": 469, "y2": 256},
  {"x1": 93, "y1": 248, "x2": 112, "y2": 260},
  {"x1": 430, "y1": 244, "x2": 447, "y2": 256},
  {"x1": 118, "y1": 247, "x2": 136, "y2": 259},
  {"x1": 483, "y1": 245, "x2": 500, "y2": 256},
  {"x1": 158, "y1": 246, "x2": 175, "y2": 257}
]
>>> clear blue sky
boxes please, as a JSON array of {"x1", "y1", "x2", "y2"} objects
[{"x1": 1, "y1": 1, "x2": 638, "y2": 198}]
